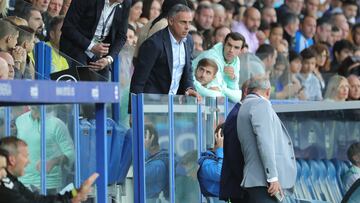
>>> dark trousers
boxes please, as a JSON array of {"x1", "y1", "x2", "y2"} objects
[
  {"x1": 245, "y1": 187, "x2": 277, "y2": 203},
  {"x1": 229, "y1": 197, "x2": 246, "y2": 203}
]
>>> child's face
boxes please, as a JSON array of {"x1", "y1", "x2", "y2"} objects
[
  {"x1": 195, "y1": 65, "x2": 217, "y2": 86},
  {"x1": 301, "y1": 57, "x2": 316, "y2": 73},
  {"x1": 290, "y1": 59, "x2": 302, "y2": 74},
  {"x1": 25, "y1": 36, "x2": 36, "y2": 53},
  {"x1": 8, "y1": 32, "x2": 19, "y2": 50}
]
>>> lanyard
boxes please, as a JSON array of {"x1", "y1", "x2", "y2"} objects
[{"x1": 100, "y1": 6, "x2": 117, "y2": 40}]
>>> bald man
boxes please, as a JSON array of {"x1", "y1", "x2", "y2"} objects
[
  {"x1": 0, "y1": 57, "x2": 9, "y2": 80},
  {"x1": 232, "y1": 7, "x2": 261, "y2": 53},
  {"x1": 0, "y1": 52, "x2": 15, "y2": 80}
]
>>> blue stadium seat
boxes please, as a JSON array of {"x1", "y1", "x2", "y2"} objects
[
  {"x1": 317, "y1": 160, "x2": 332, "y2": 202},
  {"x1": 332, "y1": 159, "x2": 350, "y2": 195},
  {"x1": 295, "y1": 160, "x2": 305, "y2": 199},
  {"x1": 308, "y1": 160, "x2": 325, "y2": 200},
  {"x1": 299, "y1": 160, "x2": 317, "y2": 200},
  {"x1": 115, "y1": 128, "x2": 133, "y2": 184},
  {"x1": 323, "y1": 160, "x2": 343, "y2": 203},
  {"x1": 79, "y1": 119, "x2": 96, "y2": 182}
]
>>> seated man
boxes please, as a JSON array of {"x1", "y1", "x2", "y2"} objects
[
  {"x1": 197, "y1": 123, "x2": 224, "y2": 202},
  {"x1": 0, "y1": 136, "x2": 98, "y2": 202},
  {"x1": 343, "y1": 142, "x2": 360, "y2": 191},
  {"x1": 192, "y1": 32, "x2": 245, "y2": 102},
  {"x1": 194, "y1": 58, "x2": 223, "y2": 98}
]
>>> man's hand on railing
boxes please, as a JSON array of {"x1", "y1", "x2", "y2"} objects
[{"x1": 185, "y1": 88, "x2": 202, "y2": 103}]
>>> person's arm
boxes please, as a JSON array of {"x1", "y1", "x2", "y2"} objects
[
  {"x1": 61, "y1": 0, "x2": 91, "y2": 51},
  {"x1": 130, "y1": 38, "x2": 160, "y2": 94},
  {"x1": 108, "y1": 0, "x2": 131, "y2": 60},
  {"x1": 145, "y1": 159, "x2": 167, "y2": 197},
  {"x1": 201, "y1": 149, "x2": 224, "y2": 182}
]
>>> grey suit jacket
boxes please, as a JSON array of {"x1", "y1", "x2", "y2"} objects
[{"x1": 237, "y1": 94, "x2": 296, "y2": 189}]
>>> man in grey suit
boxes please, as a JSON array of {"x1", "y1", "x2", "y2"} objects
[{"x1": 237, "y1": 75, "x2": 296, "y2": 203}]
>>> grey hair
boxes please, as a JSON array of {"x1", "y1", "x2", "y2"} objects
[
  {"x1": 212, "y1": 3, "x2": 225, "y2": 13},
  {"x1": 168, "y1": 4, "x2": 192, "y2": 18},
  {"x1": 247, "y1": 74, "x2": 271, "y2": 93}
]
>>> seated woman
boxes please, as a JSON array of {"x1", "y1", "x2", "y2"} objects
[{"x1": 324, "y1": 75, "x2": 350, "y2": 101}]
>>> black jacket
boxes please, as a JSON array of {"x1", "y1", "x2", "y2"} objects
[{"x1": 0, "y1": 172, "x2": 73, "y2": 203}]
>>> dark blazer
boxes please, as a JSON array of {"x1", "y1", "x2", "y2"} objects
[
  {"x1": 130, "y1": 27, "x2": 194, "y2": 95},
  {"x1": 219, "y1": 103, "x2": 246, "y2": 200},
  {"x1": 60, "y1": 0, "x2": 130, "y2": 65}
]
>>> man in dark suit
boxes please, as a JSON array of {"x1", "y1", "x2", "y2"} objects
[
  {"x1": 60, "y1": 0, "x2": 130, "y2": 80},
  {"x1": 130, "y1": 4, "x2": 200, "y2": 98}
]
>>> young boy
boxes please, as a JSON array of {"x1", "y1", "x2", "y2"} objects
[
  {"x1": 17, "y1": 25, "x2": 36, "y2": 79},
  {"x1": 194, "y1": 58, "x2": 222, "y2": 98},
  {"x1": 297, "y1": 48, "x2": 323, "y2": 101}
]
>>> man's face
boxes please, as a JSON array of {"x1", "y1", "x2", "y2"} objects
[
  {"x1": 287, "y1": 0, "x2": 304, "y2": 15},
  {"x1": 12, "y1": 145, "x2": 29, "y2": 177},
  {"x1": 33, "y1": 0, "x2": 50, "y2": 12},
  {"x1": 47, "y1": 0, "x2": 63, "y2": 17},
  {"x1": 316, "y1": 24, "x2": 331, "y2": 42},
  {"x1": 288, "y1": 19, "x2": 300, "y2": 36},
  {"x1": 213, "y1": 27, "x2": 230, "y2": 44},
  {"x1": 262, "y1": 8, "x2": 277, "y2": 24},
  {"x1": 336, "y1": 48, "x2": 353, "y2": 63},
  {"x1": 244, "y1": 10, "x2": 261, "y2": 33},
  {"x1": 168, "y1": 11, "x2": 192, "y2": 41},
  {"x1": 195, "y1": 8, "x2": 214, "y2": 30},
  {"x1": 354, "y1": 27, "x2": 360, "y2": 46},
  {"x1": 348, "y1": 76, "x2": 360, "y2": 100},
  {"x1": 28, "y1": 10, "x2": 44, "y2": 34},
  {"x1": 223, "y1": 37, "x2": 243, "y2": 63},
  {"x1": 195, "y1": 65, "x2": 217, "y2": 86},
  {"x1": 339, "y1": 23, "x2": 350, "y2": 39},
  {"x1": 301, "y1": 17, "x2": 316, "y2": 38},
  {"x1": 212, "y1": 9, "x2": 225, "y2": 28},
  {"x1": 343, "y1": 5, "x2": 358, "y2": 20},
  {"x1": 305, "y1": 0, "x2": 319, "y2": 16},
  {"x1": 301, "y1": 57, "x2": 316, "y2": 73},
  {"x1": 0, "y1": 156, "x2": 6, "y2": 179}
]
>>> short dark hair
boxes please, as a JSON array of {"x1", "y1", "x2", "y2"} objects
[
  {"x1": 282, "y1": 12, "x2": 298, "y2": 27},
  {"x1": 0, "y1": 19, "x2": 18, "y2": 39},
  {"x1": 289, "y1": 50, "x2": 302, "y2": 62},
  {"x1": 197, "y1": 58, "x2": 218, "y2": 73},
  {"x1": 333, "y1": 39, "x2": 355, "y2": 58},
  {"x1": 212, "y1": 25, "x2": 230, "y2": 37},
  {"x1": 195, "y1": 3, "x2": 212, "y2": 15},
  {"x1": 347, "y1": 142, "x2": 360, "y2": 165},
  {"x1": 224, "y1": 32, "x2": 246, "y2": 49},
  {"x1": 144, "y1": 123, "x2": 159, "y2": 148},
  {"x1": 0, "y1": 148, "x2": 9, "y2": 161},
  {"x1": 270, "y1": 22, "x2": 282, "y2": 34},
  {"x1": 300, "y1": 47, "x2": 317, "y2": 60},
  {"x1": 0, "y1": 136, "x2": 27, "y2": 157},
  {"x1": 342, "y1": 0, "x2": 358, "y2": 7},
  {"x1": 256, "y1": 44, "x2": 275, "y2": 60},
  {"x1": 17, "y1": 25, "x2": 35, "y2": 45}
]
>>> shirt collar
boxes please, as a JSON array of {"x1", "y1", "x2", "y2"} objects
[
  {"x1": 106, "y1": 0, "x2": 120, "y2": 7},
  {"x1": 168, "y1": 28, "x2": 187, "y2": 45}
]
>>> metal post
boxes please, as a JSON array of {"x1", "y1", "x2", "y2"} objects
[
  {"x1": 74, "y1": 104, "x2": 81, "y2": 188},
  {"x1": 197, "y1": 103, "x2": 203, "y2": 203},
  {"x1": 168, "y1": 95, "x2": 175, "y2": 203},
  {"x1": 40, "y1": 105, "x2": 47, "y2": 194},
  {"x1": 95, "y1": 103, "x2": 108, "y2": 202},
  {"x1": 111, "y1": 56, "x2": 120, "y2": 122},
  {"x1": 132, "y1": 94, "x2": 145, "y2": 203},
  {"x1": 44, "y1": 44, "x2": 52, "y2": 80},
  {"x1": 35, "y1": 42, "x2": 45, "y2": 80},
  {"x1": 224, "y1": 97, "x2": 229, "y2": 117},
  {"x1": 4, "y1": 107, "x2": 11, "y2": 136}
]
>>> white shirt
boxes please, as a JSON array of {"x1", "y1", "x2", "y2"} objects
[
  {"x1": 85, "y1": 0, "x2": 121, "y2": 58},
  {"x1": 168, "y1": 29, "x2": 186, "y2": 95}
]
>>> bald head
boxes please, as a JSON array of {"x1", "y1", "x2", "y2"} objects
[
  {"x1": 0, "y1": 52, "x2": 14, "y2": 80},
  {"x1": 243, "y1": 7, "x2": 261, "y2": 33},
  {"x1": 0, "y1": 57, "x2": 9, "y2": 80}
]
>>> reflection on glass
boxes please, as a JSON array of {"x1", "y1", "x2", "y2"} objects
[
  {"x1": 0, "y1": 107, "x2": 5, "y2": 137},
  {"x1": 15, "y1": 105, "x2": 74, "y2": 194}
]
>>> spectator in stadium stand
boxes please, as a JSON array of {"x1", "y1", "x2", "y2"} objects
[
  {"x1": 294, "y1": 15, "x2": 316, "y2": 53},
  {"x1": 256, "y1": 44, "x2": 277, "y2": 76},
  {"x1": 352, "y1": 23, "x2": 360, "y2": 48},
  {"x1": 47, "y1": 16, "x2": 69, "y2": 73},
  {"x1": 47, "y1": 0, "x2": 63, "y2": 17},
  {"x1": 128, "y1": 0, "x2": 144, "y2": 32},
  {"x1": 276, "y1": 0, "x2": 304, "y2": 24},
  {"x1": 4, "y1": 16, "x2": 28, "y2": 26},
  {"x1": 0, "y1": 0, "x2": 7, "y2": 18},
  {"x1": 302, "y1": 0, "x2": 320, "y2": 18},
  {"x1": 282, "y1": 13, "x2": 299, "y2": 51},
  {"x1": 343, "y1": 142, "x2": 360, "y2": 191},
  {"x1": 189, "y1": 31, "x2": 204, "y2": 58},
  {"x1": 138, "y1": 0, "x2": 161, "y2": 26},
  {"x1": 0, "y1": 51, "x2": 15, "y2": 80},
  {"x1": 0, "y1": 136, "x2": 98, "y2": 203},
  {"x1": 212, "y1": 4, "x2": 226, "y2": 29},
  {"x1": 331, "y1": 12, "x2": 350, "y2": 40},
  {"x1": 218, "y1": 0, "x2": 235, "y2": 28},
  {"x1": 0, "y1": 57, "x2": 9, "y2": 79},
  {"x1": 310, "y1": 43, "x2": 329, "y2": 89},
  {"x1": 324, "y1": 75, "x2": 349, "y2": 101},
  {"x1": 60, "y1": 0, "x2": 130, "y2": 80},
  {"x1": 269, "y1": 23, "x2": 285, "y2": 54},
  {"x1": 232, "y1": 7, "x2": 261, "y2": 53},
  {"x1": 314, "y1": 18, "x2": 332, "y2": 44},
  {"x1": 59, "y1": 0, "x2": 71, "y2": 15},
  {"x1": 297, "y1": 47, "x2": 323, "y2": 100},
  {"x1": 331, "y1": 39, "x2": 355, "y2": 73},
  {"x1": 19, "y1": 7, "x2": 45, "y2": 41},
  {"x1": 17, "y1": 25, "x2": 36, "y2": 79},
  {"x1": 261, "y1": 7, "x2": 277, "y2": 24},
  {"x1": 129, "y1": 4, "x2": 201, "y2": 100},
  {"x1": 341, "y1": 0, "x2": 358, "y2": 25},
  {"x1": 211, "y1": 26, "x2": 230, "y2": 46},
  {"x1": 194, "y1": 3, "x2": 214, "y2": 49},
  {"x1": 328, "y1": 25, "x2": 342, "y2": 47},
  {"x1": 347, "y1": 74, "x2": 360, "y2": 100},
  {"x1": 192, "y1": 32, "x2": 245, "y2": 102}
]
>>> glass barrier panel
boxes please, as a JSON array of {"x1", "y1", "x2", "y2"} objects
[
  {"x1": 143, "y1": 94, "x2": 170, "y2": 203},
  {"x1": 172, "y1": 95, "x2": 200, "y2": 203},
  {"x1": 0, "y1": 107, "x2": 5, "y2": 137}
]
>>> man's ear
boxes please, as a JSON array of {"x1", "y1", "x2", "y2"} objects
[
  {"x1": 49, "y1": 30, "x2": 54, "y2": 40},
  {"x1": 168, "y1": 17, "x2": 174, "y2": 26},
  {"x1": 8, "y1": 155, "x2": 16, "y2": 167}
]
